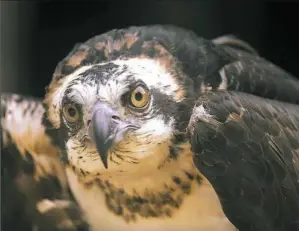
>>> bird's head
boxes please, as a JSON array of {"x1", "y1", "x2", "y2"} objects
[{"x1": 44, "y1": 58, "x2": 195, "y2": 175}]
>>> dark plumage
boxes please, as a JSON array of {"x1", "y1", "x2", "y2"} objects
[{"x1": 188, "y1": 90, "x2": 299, "y2": 231}]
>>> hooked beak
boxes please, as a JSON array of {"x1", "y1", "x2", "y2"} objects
[{"x1": 89, "y1": 101, "x2": 138, "y2": 169}]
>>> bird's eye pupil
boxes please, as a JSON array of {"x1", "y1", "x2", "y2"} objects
[
  {"x1": 129, "y1": 86, "x2": 149, "y2": 109},
  {"x1": 135, "y1": 92, "x2": 143, "y2": 101},
  {"x1": 68, "y1": 107, "x2": 77, "y2": 117}
]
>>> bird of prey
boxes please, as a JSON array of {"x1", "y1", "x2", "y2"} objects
[
  {"x1": 1, "y1": 93, "x2": 88, "y2": 231},
  {"x1": 4, "y1": 25, "x2": 299, "y2": 231}
]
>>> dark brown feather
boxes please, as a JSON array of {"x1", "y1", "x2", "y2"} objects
[{"x1": 189, "y1": 90, "x2": 299, "y2": 231}]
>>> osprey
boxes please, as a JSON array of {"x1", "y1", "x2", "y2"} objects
[
  {"x1": 3, "y1": 25, "x2": 299, "y2": 231},
  {"x1": 1, "y1": 94, "x2": 88, "y2": 231}
]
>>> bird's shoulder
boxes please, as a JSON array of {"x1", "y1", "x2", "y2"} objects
[{"x1": 188, "y1": 90, "x2": 299, "y2": 231}]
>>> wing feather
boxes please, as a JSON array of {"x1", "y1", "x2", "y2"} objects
[
  {"x1": 212, "y1": 34, "x2": 259, "y2": 55},
  {"x1": 188, "y1": 90, "x2": 299, "y2": 231},
  {"x1": 218, "y1": 51, "x2": 299, "y2": 104}
]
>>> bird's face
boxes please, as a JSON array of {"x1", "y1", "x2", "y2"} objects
[{"x1": 46, "y1": 58, "x2": 193, "y2": 174}]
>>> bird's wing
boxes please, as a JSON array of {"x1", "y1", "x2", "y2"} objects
[
  {"x1": 1, "y1": 93, "x2": 88, "y2": 231},
  {"x1": 187, "y1": 90, "x2": 299, "y2": 231},
  {"x1": 206, "y1": 42, "x2": 299, "y2": 104},
  {"x1": 212, "y1": 34, "x2": 259, "y2": 55}
]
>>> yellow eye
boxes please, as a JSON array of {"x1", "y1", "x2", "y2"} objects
[
  {"x1": 130, "y1": 86, "x2": 150, "y2": 108},
  {"x1": 63, "y1": 103, "x2": 80, "y2": 123}
]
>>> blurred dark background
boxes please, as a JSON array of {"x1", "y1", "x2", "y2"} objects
[{"x1": 1, "y1": 1, "x2": 299, "y2": 98}]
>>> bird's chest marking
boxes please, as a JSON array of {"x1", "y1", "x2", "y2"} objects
[{"x1": 71, "y1": 165, "x2": 202, "y2": 223}]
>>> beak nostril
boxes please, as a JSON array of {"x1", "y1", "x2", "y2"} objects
[{"x1": 111, "y1": 115, "x2": 121, "y2": 121}]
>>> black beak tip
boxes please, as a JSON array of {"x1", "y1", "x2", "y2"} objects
[
  {"x1": 97, "y1": 146, "x2": 109, "y2": 169},
  {"x1": 102, "y1": 157, "x2": 108, "y2": 169}
]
